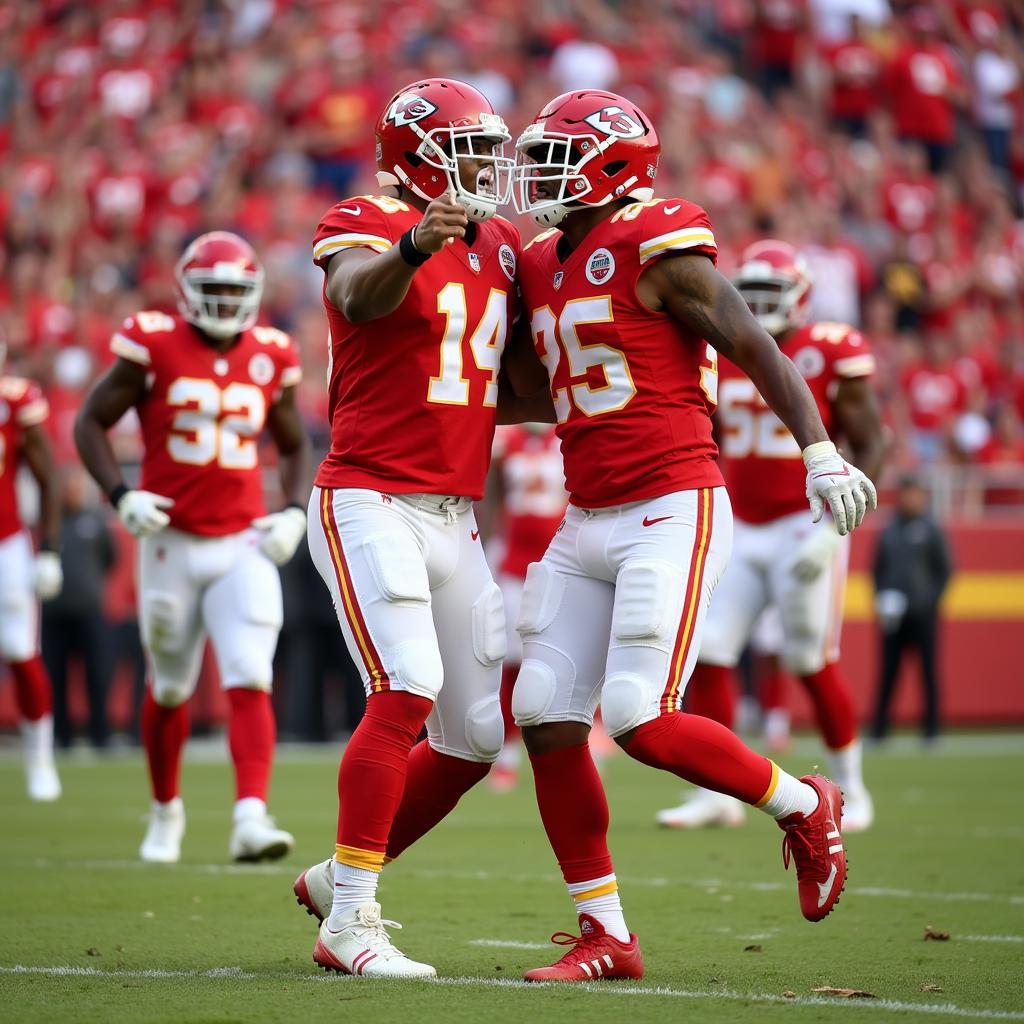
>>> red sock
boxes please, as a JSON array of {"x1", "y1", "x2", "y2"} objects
[
  {"x1": 385, "y1": 741, "x2": 490, "y2": 860},
  {"x1": 683, "y1": 662, "x2": 736, "y2": 727},
  {"x1": 624, "y1": 713, "x2": 773, "y2": 804},
  {"x1": 799, "y1": 663, "x2": 857, "y2": 749},
  {"x1": 141, "y1": 690, "x2": 190, "y2": 803},
  {"x1": 499, "y1": 663, "x2": 520, "y2": 744},
  {"x1": 226, "y1": 688, "x2": 275, "y2": 802},
  {"x1": 528, "y1": 743, "x2": 613, "y2": 884},
  {"x1": 336, "y1": 689, "x2": 433, "y2": 855},
  {"x1": 9, "y1": 657, "x2": 52, "y2": 722},
  {"x1": 758, "y1": 658, "x2": 788, "y2": 712}
]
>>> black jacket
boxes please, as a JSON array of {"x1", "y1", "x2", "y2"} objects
[{"x1": 872, "y1": 512, "x2": 952, "y2": 616}]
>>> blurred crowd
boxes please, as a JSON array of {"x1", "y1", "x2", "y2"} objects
[{"x1": 4, "y1": 0, "x2": 1024, "y2": 495}]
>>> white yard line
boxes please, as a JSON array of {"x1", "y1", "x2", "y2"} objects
[
  {"x1": 4, "y1": 964, "x2": 1020, "y2": 1020},
  {"x1": 962, "y1": 935, "x2": 1024, "y2": 943},
  {"x1": 468, "y1": 939, "x2": 552, "y2": 950}
]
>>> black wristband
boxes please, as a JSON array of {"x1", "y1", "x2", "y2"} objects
[
  {"x1": 399, "y1": 227, "x2": 431, "y2": 267},
  {"x1": 108, "y1": 483, "x2": 129, "y2": 508}
]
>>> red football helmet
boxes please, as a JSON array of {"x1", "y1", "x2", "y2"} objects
[
  {"x1": 513, "y1": 90, "x2": 660, "y2": 226},
  {"x1": 734, "y1": 240, "x2": 813, "y2": 338},
  {"x1": 375, "y1": 78, "x2": 512, "y2": 222},
  {"x1": 175, "y1": 231, "x2": 264, "y2": 340}
]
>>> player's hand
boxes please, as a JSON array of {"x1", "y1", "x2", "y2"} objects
[
  {"x1": 413, "y1": 191, "x2": 468, "y2": 253},
  {"x1": 803, "y1": 440, "x2": 876, "y2": 537},
  {"x1": 790, "y1": 523, "x2": 841, "y2": 583},
  {"x1": 34, "y1": 551, "x2": 63, "y2": 600},
  {"x1": 118, "y1": 490, "x2": 174, "y2": 538},
  {"x1": 252, "y1": 506, "x2": 307, "y2": 566}
]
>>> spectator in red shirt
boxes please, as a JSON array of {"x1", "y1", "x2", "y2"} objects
[
  {"x1": 977, "y1": 404, "x2": 1024, "y2": 505},
  {"x1": 820, "y1": 14, "x2": 884, "y2": 136},
  {"x1": 902, "y1": 337, "x2": 969, "y2": 463},
  {"x1": 886, "y1": 6, "x2": 968, "y2": 172},
  {"x1": 750, "y1": 0, "x2": 809, "y2": 97}
]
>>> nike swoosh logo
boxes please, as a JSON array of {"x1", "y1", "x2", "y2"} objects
[
  {"x1": 642, "y1": 515, "x2": 674, "y2": 527},
  {"x1": 817, "y1": 863, "x2": 838, "y2": 908},
  {"x1": 471, "y1": 530, "x2": 480, "y2": 541},
  {"x1": 664, "y1": 204, "x2": 681, "y2": 214},
  {"x1": 812, "y1": 467, "x2": 850, "y2": 481},
  {"x1": 338, "y1": 205, "x2": 361, "y2": 216}
]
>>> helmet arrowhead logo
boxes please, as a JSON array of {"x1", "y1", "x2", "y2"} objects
[
  {"x1": 583, "y1": 106, "x2": 644, "y2": 140},
  {"x1": 388, "y1": 93, "x2": 439, "y2": 127}
]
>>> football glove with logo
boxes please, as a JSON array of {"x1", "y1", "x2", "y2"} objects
[
  {"x1": 34, "y1": 551, "x2": 63, "y2": 600},
  {"x1": 253, "y1": 507, "x2": 306, "y2": 566},
  {"x1": 118, "y1": 490, "x2": 174, "y2": 538},
  {"x1": 802, "y1": 440, "x2": 876, "y2": 537},
  {"x1": 790, "y1": 523, "x2": 841, "y2": 583}
]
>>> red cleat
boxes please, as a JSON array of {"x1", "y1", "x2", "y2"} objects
[
  {"x1": 778, "y1": 774, "x2": 846, "y2": 922},
  {"x1": 524, "y1": 914, "x2": 644, "y2": 982}
]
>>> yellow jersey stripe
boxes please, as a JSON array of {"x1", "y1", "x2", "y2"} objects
[
  {"x1": 639, "y1": 229, "x2": 717, "y2": 264},
  {"x1": 15, "y1": 399, "x2": 49, "y2": 428},
  {"x1": 110, "y1": 332, "x2": 151, "y2": 366},
  {"x1": 667, "y1": 489, "x2": 711, "y2": 704},
  {"x1": 313, "y1": 233, "x2": 392, "y2": 260}
]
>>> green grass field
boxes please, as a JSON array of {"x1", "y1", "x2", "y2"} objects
[{"x1": 2, "y1": 734, "x2": 1023, "y2": 1023}]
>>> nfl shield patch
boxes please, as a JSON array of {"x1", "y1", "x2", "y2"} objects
[
  {"x1": 468, "y1": 252, "x2": 481, "y2": 273},
  {"x1": 553, "y1": 271, "x2": 564, "y2": 290}
]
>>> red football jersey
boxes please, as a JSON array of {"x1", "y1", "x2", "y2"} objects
[
  {"x1": 110, "y1": 312, "x2": 302, "y2": 537},
  {"x1": 492, "y1": 425, "x2": 566, "y2": 579},
  {"x1": 0, "y1": 376, "x2": 49, "y2": 542},
  {"x1": 312, "y1": 195, "x2": 520, "y2": 500},
  {"x1": 517, "y1": 198, "x2": 723, "y2": 508},
  {"x1": 716, "y1": 321, "x2": 876, "y2": 524}
]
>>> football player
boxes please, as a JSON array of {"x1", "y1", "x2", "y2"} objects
[
  {"x1": 0, "y1": 337, "x2": 63, "y2": 800},
  {"x1": 509, "y1": 91, "x2": 877, "y2": 981},
  {"x1": 289, "y1": 79, "x2": 544, "y2": 979},
  {"x1": 657, "y1": 241, "x2": 883, "y2": 833},
  {"x1": 479, "y1": 424, "x2": 567, "y2": 791},
  {"x1": 75, "y1": 231, "x2": 311, "y2": 864}
]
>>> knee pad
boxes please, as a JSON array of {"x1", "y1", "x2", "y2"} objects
[
  {"x1": 783, "y1": 644, "x2": 826, "y2": 677},
  {"x1": 516, "y1": 562, "x2": 565, "y2": 637},
  {"x1": 511, "y1": 659, "x2": 558, "y2": 727},
  {"x1": 150, "y1": 672, "x2": 195, "y2": 708},
  {"x1": 0, "y1": 592, "x2": 35, "y2": 662},
  {"x1": 464, "y1": 694, "x2": 504, "y2": 761},
  {"x1": 612, "y1": 561, "x2": 678, "y2": 649},
  {"x1": 389, "y1": 637, "x2": 444, "y2": 699},
  {"x1": 143, "y1": 592, "x2": 189, "y2": 655},
  {"x1": 220, "y1": 652, "x2": 275, "y2": 691},
  {"x1": 364, "y1": 532, "x2": 430, "y2": 604},
  {"x1": 471, "y1": 582, "x2": 507, "y2": 669},
  {"x1": 600, "y1": 672, "x2": 650, "y2": 737}
]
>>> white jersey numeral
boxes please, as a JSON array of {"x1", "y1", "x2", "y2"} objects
[
  {"x1": 718, "y1": 377, "x2": 800, "y2": 459},
  {"x1": 530, "y1": 296, "x2": 635, "y2": 422},
  {"x1": 166, "y1": 378, "x2": 266, "y2": 469},
  {"x1": 428, "y1": 283, "x2": 507, "y2": 407}
]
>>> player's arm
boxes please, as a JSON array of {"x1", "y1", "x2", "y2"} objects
[
  {"x1": 646, "y1": 253, "x2": 876, "y2": 534},
  {"x1": 74, "y1": 359, "x2": 173, "y2": 537},
  {"x1": 20, "y1": 423, "x2": 59, "y2": 550},
  {"x1": 833, "y1": 377, "x2": 885, "y2": 482},
  {"x1": 325, "y1": 196, "x2": 468, "y2": 323},
  {"x1": 497, "y1": 323, "x2": 556, "y2": 424},
  {"x1": 253, "y1": 385, "x2": 314, "y2": 566}
]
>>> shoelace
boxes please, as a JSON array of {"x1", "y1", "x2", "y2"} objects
[
  {"x1": 544, "y1": 929, "x2": 598, "y2": 964},
  {"x1": 354, "y1": 913, "x2": 407, "y2": 960},
  {"x1": 781, "y1": 819, "x2": 827, "y2": 881}
]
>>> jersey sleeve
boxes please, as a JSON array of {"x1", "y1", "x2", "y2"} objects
[
  {"x1": 829, "y1": 326, "x2": 876, "y2": 379},
  {"x1": 110, "y1": 310, "x2": 178, "y2": 367},
  {"x1": 12, "y1": 380, "x2": 49, "y2": 428},
  {"x1": 312, "y1": 198, "x2": 397, "y2": 271},
  {"x1": 637, "y1": 199, "x2": 717, "y2": 267}
]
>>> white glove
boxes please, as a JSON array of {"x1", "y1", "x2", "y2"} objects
[
  {"x1": 34, "y1": 551, "x2": 63, "y2": 600},
  {"x1": 118, "y1": 489, "x2": 174, "y2": 538},
  {"x1": 790, "y1": 523, "x2": 841, "y2": 582},
  {"x1": 253, "y1": 506, "x2": 306, "y2": 566},
  {"x1": 803, "y1": 440, "x2": 877, "y2": 537},
  {"x1": 875, "y1": 589, "x2": 908, "y2": 633}
]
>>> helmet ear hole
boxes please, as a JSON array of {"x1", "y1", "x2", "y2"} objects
[{"x1": 603, "y1": 160, "x2": 627, "y2": 177}]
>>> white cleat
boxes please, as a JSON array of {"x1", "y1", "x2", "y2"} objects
[
  {"x1": 840, "y1": 785, "x2": 875, "y2": 832},
  {"x1": 313, "y1": 902, "x2": 436, "y2": 978},
  {"x1": 140, "y1": 798, "x2": 186, "y2": 863},
  {"x1": 25, "y1": 757, "x2": 61, "y2": 802},
  {"x1": 294, "y1": 858, "x2": 334, "y2": 923},
  {"x1": 656, "y1": 788, "x2": 746, "y2": 829},
  {"x1": 229, "y1": 814, "x2": 294, "y2": 862}
]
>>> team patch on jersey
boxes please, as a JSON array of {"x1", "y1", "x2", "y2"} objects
[
  {"x1": 468, "y1": 252, "x2": 481, "y2": 273},
  {"x1": 553, "y1": 271, "x2": 564, "y2": 290},
  {"x1": 498, "y1": 243, "x2": 516, "y2": 281},
  {"x1": 585, "y1": 248, "x2": 616, "y2": 285},
  {"x1": 792, "y1": 346, "x2": 826, "y2": 380},
  {"x1": 248, "y1": 352, "x2": 275, "y2": 386},
  {"x1": 583, "y1": 106, "x2": 645, "y2": 140}
]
